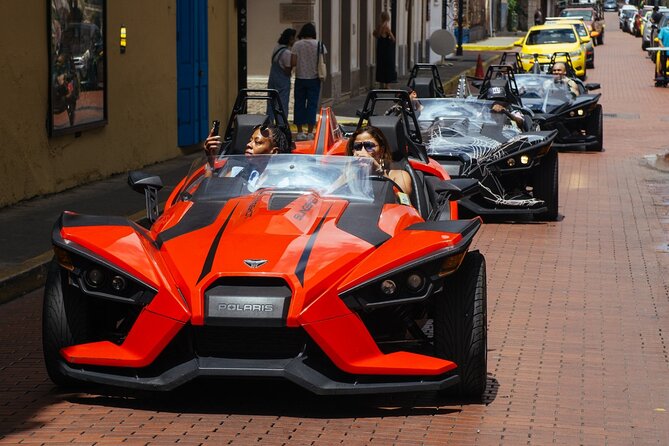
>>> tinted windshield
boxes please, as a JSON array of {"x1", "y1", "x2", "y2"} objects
[
  {"x1": 621, "y1": 9, "x2": 636, "y2": 18},
  {"x1": 180, "y1": 154, "x2": 376, "y2": 203},
  {"x1": 515, "y1": 74, "x2": 574, "y2": 113},
  {"x1": 561, "y1": 10, "x2": 593, "y2": 20},
  {"x1": 526, "y1": 28, "x2": 577, "y2": 44}
]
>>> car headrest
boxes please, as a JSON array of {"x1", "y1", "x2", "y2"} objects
[
  {"x1": 368, "y1": 115, "x2": 407, "y2": 162},
  {"x1": 229, "y1": 114, "x2": 270, "y2": 154}
]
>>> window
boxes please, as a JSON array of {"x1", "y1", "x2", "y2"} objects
[{"x1": 48, "y1": 0, "x2": 107, "y2": 136}]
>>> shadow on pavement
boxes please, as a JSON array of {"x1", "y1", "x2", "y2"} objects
[{"x1": 61, "y1": 375, "x2": 499, "y2": 419}]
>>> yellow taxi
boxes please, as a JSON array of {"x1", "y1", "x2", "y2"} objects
[
  {"x1": 544, "y1": 17, "x2": 595, "y2": 69},
  {"x1": 516, "y1": 23, "x2": 588, "y2": 78}
]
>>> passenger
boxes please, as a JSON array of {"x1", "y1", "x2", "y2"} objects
[
  {"x1": 346, "y1": 126, "x2": 412, "y2": 196},
  {"x1": 203, "y1": 124, "x2": 291, "y2": 178},
  {"x1": 551, "y1": 62, "x2": 580, "y2": 96}
]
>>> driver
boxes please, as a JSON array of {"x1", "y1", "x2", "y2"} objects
[
  {"x1": 345, "y1": 126, "x2": 413, "y2": 197},
  {"x1": 486, "y1": 85, "x2": 529, "y2": 130},
  {"x1": 203, "y1": 124, "x2": 292, "y2": 180},
  {"x1": 550, "y1": 62, "x2": 580, "y2": 97}
]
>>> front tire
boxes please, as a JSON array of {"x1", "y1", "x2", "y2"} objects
[
  {"x1": 588, "y1": 104, "x2": 604, "y2": 152},
  {"x1": 434, "y1": 251, "x2": 487, "y2": 400},
  {"x1": 533, "y1": 148, "x2": 559, "y2": 221},
  {"x1": 42, "y1": 258, "x2": 88, "y2": 387}
]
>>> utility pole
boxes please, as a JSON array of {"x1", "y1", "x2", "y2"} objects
[{"x1": 456, "y1": 0, "x2": 464, "y2": 56}]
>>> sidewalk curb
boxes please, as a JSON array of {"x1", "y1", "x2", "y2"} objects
[
  {"x1": 0, "y1": 252, "x2": 52, "y2": 305},
  {"x1": 462, "y1": 43, "x2": 516, "y2": 51},
  {"x1": 0, "y1": 210, "x2": 147, "y2": 305}
]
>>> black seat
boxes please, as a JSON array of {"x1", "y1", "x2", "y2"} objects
[
  {"x1": 368, "y1": 115, "x2": 429, "y2": 218},
  {"x1": 227, "y1": 114, "x2": 269, "y2": 155}
]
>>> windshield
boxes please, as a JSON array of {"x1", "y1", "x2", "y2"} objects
[
  {"x1": 415, "y1": 98, "x2": 522, "y2": 155},
  {"x1": 561, "y1": 10, "x2": 593, "y2": 20},
  {"x1": 545, "y1": 21, "x2": 588, "y2": 37},
  {"x1": 526, "y1": 28, "x2": 577, "y2": 45},
  {"x1": 179, "y1": 154, "x2": 376, "y2": 203},
  {"x1": 515, "y1": 74, "x2": 574, "y2": 113},
  {"x1": 621, "y1": 9, "x2": 636, "y2": 18}
]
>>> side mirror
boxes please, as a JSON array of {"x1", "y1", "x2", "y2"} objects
[
  {"x1": 585, "y1": 82, "x2": 601, "y2": 91},
  {"x1": 128, "y1": 171, "x2": 163, "y2": 223},
  {"x1": 514, "y1": 38, "x2": 523, "y2": 47},
  {"x1": 427, "y1": 177, "x2": 480, "y2": 201}
]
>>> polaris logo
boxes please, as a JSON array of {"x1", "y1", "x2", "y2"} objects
[
  {"x1": 218, "y1": 303, "x2": 274, "y2": 312},
  {"x1": 244, "y1": 259, "x2": 268, "y2": 268},
  {"x1": 206, "y1": 294, "x2": 287, "y2": 323}
]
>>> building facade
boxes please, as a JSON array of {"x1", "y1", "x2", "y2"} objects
[{"x1": 0, "y1": 0, "x2": 238, "y2": 208}]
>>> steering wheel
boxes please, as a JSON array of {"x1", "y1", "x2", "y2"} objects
[{"x1": 367, "y1": 174, "x2": 405, "y2": 195}]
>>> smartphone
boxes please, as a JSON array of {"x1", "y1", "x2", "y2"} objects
[{"x1": 211, "y1": 120, "x2": 220, "y2": 136}]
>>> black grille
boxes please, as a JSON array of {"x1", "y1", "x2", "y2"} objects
[{"x1": 193, "y1": 326, "x2": 308, "y2": 359}]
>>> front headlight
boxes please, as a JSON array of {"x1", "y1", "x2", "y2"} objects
[{"x1": 54, "y1": 246, "x2": 157, "y2": 305}]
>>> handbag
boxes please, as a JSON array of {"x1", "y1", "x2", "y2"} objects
[{"x1": 317, "y1": 41, "x2": 327, "y2": 81}]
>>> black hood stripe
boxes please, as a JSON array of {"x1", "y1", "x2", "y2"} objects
[
  {"x1": 196, "y1": 203, "x2": 239, "y2": 284},
  {"x1": 294, "y1": 205, "x2": 332, "y2": 286}
]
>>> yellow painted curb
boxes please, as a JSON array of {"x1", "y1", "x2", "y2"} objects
[{"x1": 462, "y1": 43, "x2": 516, "y2": 51}]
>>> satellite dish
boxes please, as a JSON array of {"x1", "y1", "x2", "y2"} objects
[{"x1": 430, "y1": 29, "x2": 456, "y2": 65}]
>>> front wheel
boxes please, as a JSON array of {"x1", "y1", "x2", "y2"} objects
[
  {"x1": 588, "y1": 104, "x2": 604, "y2": 152},
  {"x1": 42, "y1": 258, "x2": 88, "y2": 387},
  {"x1": 533, "y1": 148, "x2": 559, "y2": 221},
  {"x1": 434, "y1": 251, "x2": 487, "y2": 400}
]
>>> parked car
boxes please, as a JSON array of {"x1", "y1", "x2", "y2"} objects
[
  {"x1": 545, "y1": 17, "x2": 596, "y2": 68},
  {"x1": 516, "y1": 23, "x2": 588, "y2": 78},
  {"x1": 560, "y1": 7, "x2": 605, "y2": 44},
  {"x1": 603, "y1": 0, "x2": 618, "y2": 12},
  {"x1": 619, "y1": 5, "x2": 638, "y2": 33},
  {"x1": 643, "y1": 11, "x2": 669, "y2": 52}
]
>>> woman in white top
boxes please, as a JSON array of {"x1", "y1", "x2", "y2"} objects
[{"x1": 290, "y1": 23, "x2": 327, "y2": 141}]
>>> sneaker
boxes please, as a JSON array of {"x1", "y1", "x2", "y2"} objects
[{"x1": 295, "y1": 132, "x2": 308, "y2": 141}]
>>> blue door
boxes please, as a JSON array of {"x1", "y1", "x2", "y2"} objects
[{"x1": 177, "y1": 0, "x2": 208, "y2": 147}]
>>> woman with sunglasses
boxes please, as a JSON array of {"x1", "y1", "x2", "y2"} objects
[{"x1": 346, "y1": 126, "x2": 412, "y2": 196}]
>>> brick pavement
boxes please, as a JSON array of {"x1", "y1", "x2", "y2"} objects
[{"x1": 2, "y1": 13, "x2": 669, "y2": 445}]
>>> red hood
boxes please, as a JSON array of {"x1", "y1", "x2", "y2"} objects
[{"x1": 158, "y1": 192, "x2": 378, "y2": 309}]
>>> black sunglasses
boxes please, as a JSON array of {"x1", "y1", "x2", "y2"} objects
[
  {"x1": 352, "y1": 141, "x2": 377, "y2": 152},
  {"x1": 252, "y1": 125, "x2": 272, "y2": 139}
]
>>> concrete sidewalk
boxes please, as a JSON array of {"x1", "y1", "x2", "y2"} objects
[{"x1": 0, "y1": 50, "x2": 501, "y2": 304}]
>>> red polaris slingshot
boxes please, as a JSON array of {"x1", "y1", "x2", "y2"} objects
[{"x1": 42, "y1": 92, "x2": 488, "y2": 399}]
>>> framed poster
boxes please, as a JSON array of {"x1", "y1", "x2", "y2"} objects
[{"x1": 48, "y1": 0, "x2": 107, "y2": 136}]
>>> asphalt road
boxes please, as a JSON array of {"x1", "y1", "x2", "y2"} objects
[{"x1": 2, "y1": 13, "x2": 669, "y2": 445}]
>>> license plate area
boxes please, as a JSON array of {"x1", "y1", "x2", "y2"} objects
[{"x1": 204, "y1": 284, "x2": 291, "y2": 327}]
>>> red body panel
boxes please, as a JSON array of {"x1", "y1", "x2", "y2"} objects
[
  {"x1": 53, "y1": 109, "x2": 476, "y2": 377},
  {"x1": 62, "y1": 308, "x2": 184, "y2": 367}
]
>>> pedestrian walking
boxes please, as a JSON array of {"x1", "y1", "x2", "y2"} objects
[
  {"x1": 373, "y1": 11, "x2": 397, "y2": 89},
  {"x1": 534, "y1": 8, "x2": 544, "y2": 26},
  {"x1": 266, "y1": 28, "x2": 296, "y2": 120},
  {"x1": 291, "y1": 23, "x2": 327, "y2": 141}
]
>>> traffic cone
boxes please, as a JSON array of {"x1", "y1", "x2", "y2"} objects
[{"x1": 475, "y1": 53, "x2": 484, "y2": 78}]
